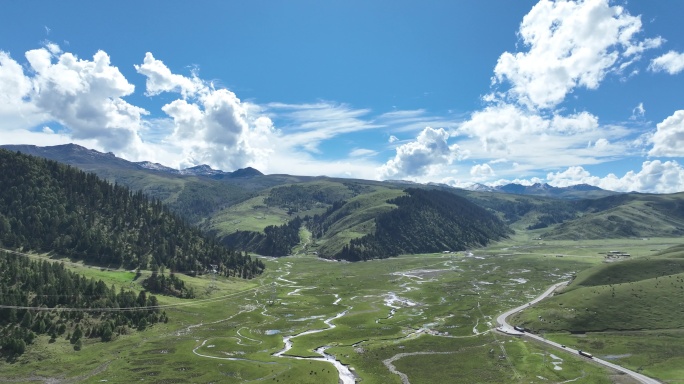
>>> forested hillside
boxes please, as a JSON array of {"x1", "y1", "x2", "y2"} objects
[
  {"x1": 217, "y1": 181, "x2": 384, "y2": 256},
  {"x1": 455, "y1": 190, "x2": 580, "y2": 230},
  {"x1": 222, "y1": 217, "x2": 303, "y2": 256},
  {"x1": 0, "y1": 144, "x2": 255, "y2": 226},
  {"x1": 0, "y1": 149, "x2": 264, "y2": 278},
  {"x1": 321, "y1": 188, "x2": 511, "y2": 261},
  {"x1": 219, "y1": 186, "x2": 511, "y2": 260}
]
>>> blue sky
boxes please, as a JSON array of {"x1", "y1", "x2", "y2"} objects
[{"x1": 2, "y1": 1, "x2": 684, "y2": 192}]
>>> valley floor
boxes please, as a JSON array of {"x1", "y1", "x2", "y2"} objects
[{"x1": 1, "y1": 237, "x2": 681, "y2": 383}]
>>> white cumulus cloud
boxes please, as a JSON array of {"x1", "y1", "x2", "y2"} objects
[
  {"x1": 0, "y1": 51, "x2": 45, "y2": 130},
  {"x1": 470, "y1": 163, "x2": 495, "y2": 180},
  {"x1": 378, "y1": 127, "x2": 460, "y2": 179},
  {"x1": 133, "y1": 54, "x2": 279, "y2": 171},
  {"x1": 264, "y1": 102, "x2": 378, "y2": 154},
  {"x1": 458, "y1": 103, "x2": 598, "y2": 153},
  {"x1": 493, "y1": 0, "x2": 662, "y2": 110},
  {"x1": 17, "y1": 45, "x2": 149, "y2": 158},
  {"x1": 161, "y1": 89, "x2": 275, "y2": 170},
  {"x1": 649, "y1": 110, "x2": 684, "y2": 157},
  {"x1": 0, "y1": 51, "x2": 32, "y2": 103},
  {"x1": 649, "y1": 50, "x2": 684, "y2": 75},
  {"x1": 547, "y1": 161, "x2": 684, "y2": 193},
  {"x1": 134, "y1": 52, "x2": 203, "y2": 98}
]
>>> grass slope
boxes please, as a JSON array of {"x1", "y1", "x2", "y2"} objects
[
  {"x1": 311, "y1": 187, "x2": 405, "y2": 257},
  {"x1": 210, "y1": 179, "x2": 384, "y2": 236},
  {"x1": 512, "y1": 245, "x2": 684, "y2": 333},
  {"x1": 568, "y1": 258, "x2": 684, "y2": 288},
  {"x1": 542, "y1": 193, "x2": 684, "y2": 240},
  {"x1": 330, "y1": 188, "x2": 512, "y2": 260}
]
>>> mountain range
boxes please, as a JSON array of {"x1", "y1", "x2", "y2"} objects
[
  {"x1": 2, "y1": 143, "x2": 615, "y2": 198},
  {"x1": 2, "y1": 144, "x2": 263, "y2": 178},
  {"x1": 462, "y1": 181, "x2": 617, "y2": 199},
  {"x1": 3, "y1": 143, "x2": 683, "y2": 256}
]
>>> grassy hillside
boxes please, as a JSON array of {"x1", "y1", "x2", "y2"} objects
[
  {"x1": 513, "y1": 273, "x2": 684, "y2": 332},
  {"x1": 567, "y1": 258, "x2": 684, "y2": 289},
  {"x1": 655, "y1": 244, "x2": 684, "y2": 258},
  {"x1": 309, "y1": 187, "x2": 405, "y2": 257},
  {"x1": 459, "y1": 190, "x2": 684, "y2": 242},
  {"x1": 511, "y1": 245, "x2": 684, "y2": 332},
  {"x1": 216, "y1": 180, "x2": 406, "y2": 256},
  {"x1": 207, "y1": 179, "x2": 394, "y2": 237},
  {"x1": 328, "y1": 188, "x2": 512, "y2": 261},
  {"x1": 455, "y1": 190, "x2": 579, "y2": 231},
  {"x1": 541, "y1": 193, "x2": 684, "y2": 240},
  {"x1": 209, "y1": 194, "x2": 294, "y2": 234},
  {"x1": 215, "y1": 182, "x2": 511, "y2": 260}
]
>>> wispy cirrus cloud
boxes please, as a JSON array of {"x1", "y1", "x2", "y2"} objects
[
  {"x1": 349, "y1": 148, "x2": 378, "y2": 157},
  {"x1": 264, "y1": 102, "x2": 379, "y2": 153},
  {"x1": 376, "y1": 108, "x2": 461, "y2": 133}
]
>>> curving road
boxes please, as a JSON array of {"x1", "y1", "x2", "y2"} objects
[{"x1": 496, "y1": 282, "x2": 661, "y2": 384}]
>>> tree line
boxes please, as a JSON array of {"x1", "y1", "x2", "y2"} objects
[
  {"x1": 221, "y1": 216, "x2": 303, "y2": 256},
  {"x1": 0, "y1": 251, "x2": 165, "y2": 357}
]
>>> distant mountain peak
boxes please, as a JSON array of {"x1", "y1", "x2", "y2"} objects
[
  {"x1": 180, "y1": 164, "x2": 222, "y2": 176},
  {"x1": 177, "y1": 164, "x2": 263, "y2": 178},
  {"x1": 465, "y1": 183, "x2": 497, "y2": 192},
  {"x1": 230, "y1": 167, "x2": 263, "y2": 178},
  {"x1": 135, "y1": 161, "x2": 176, "y2": 172},
  {"x1": 566, "y1": 183, "x2": 602, "y2": 191}
]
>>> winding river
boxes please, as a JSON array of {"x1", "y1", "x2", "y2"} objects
[{"x1": 272, "y1": 296, "x2": 356, "y2": 384}]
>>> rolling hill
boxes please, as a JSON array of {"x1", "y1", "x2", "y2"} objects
[
  {"x1": 326, "y1": 188, "x2": 512, "y2": 260},
  {"x1": 510, "y1": 245, "x2": 684, "y2": 332},
  {"x1": 539, "y1": 193, "x2": 684, "y2": 240},
  {"x1": 215, "y1": 182, "x2": 512, "y2": 259}
]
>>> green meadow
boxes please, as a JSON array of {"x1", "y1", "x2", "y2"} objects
[{"x1": 2, "y1": 236, "x2": 681, "y2": 383}]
